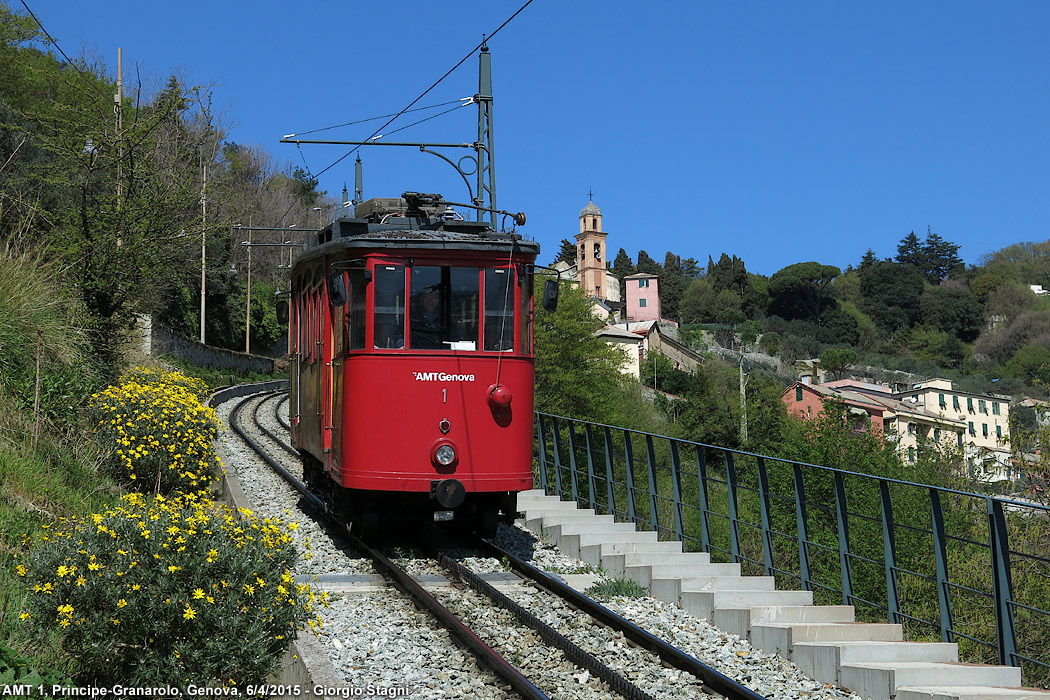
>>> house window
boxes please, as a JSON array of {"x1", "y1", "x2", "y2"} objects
[
  {"x1": 638, "y1": 279, "x2": 649, "y2": 288},
  {"x1": 934, "y1": 428, "x2": 941, "y2": 441},
  {"x1": 982, "y1": 423, "x2": 988, "y2": 438},
  {"x1": 938, "y1": 393, "x2": 946, "y2": 409},
  {"x1": 795, "y1": 386, "x2": 803, "y2": 402},
  {"x1": 968, "y1": 421, "x2": 975, "y2": 436},
  {"x1": 967, "y1": 397, "x2": 974, "y2": 413},
  {"x1": 639, "y1": 298, "x2": 647, "y2": 307},
  {"x1": 957, "y1": 431, "x2": 963, "y2": 447},
  {"x1": 592, "y1": 217, "x2": 597, "y2": 230},
  {"x1": 908, "y1": 447, "x2": 915, "y2": 463},
  {"x1": 953, "y1": 396, "x2": 960, "y2": 411},
  {"x1": 992, "y1": 402, "x2": 1000, "y2": 415},
  {"x1": 996, "y1": 425, "x2": 1002, "y2": 439},
  {"x1": 907, "y1": 423, "x2": 915, "y2": 435},
  {"x1": 979, "y1": 399, "x2": 987, "y2": 414}
]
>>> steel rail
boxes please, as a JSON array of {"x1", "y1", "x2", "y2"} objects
[
  {"x1": 222, "y1": 389, "x2": 550, "y2": 700},
  {"x1": 275, "y1": 395, "x2": 291, "y2": 431},
  {"x1": 477, "y1": 538, "x2": 770, "y2": 700},
  {"x1": 436, "y1": 550, "x2": 659, "y2": 700},
  {"x1": 349, "y1": 536, "x2": 551, "y2": 700},
  {"x1": 250, "y1": 392, "x2": 299, "y2": 457}
]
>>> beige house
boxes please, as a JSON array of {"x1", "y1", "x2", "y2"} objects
[{"x1": 822, "y1": 378, "x2": 1014, "y2": 480}]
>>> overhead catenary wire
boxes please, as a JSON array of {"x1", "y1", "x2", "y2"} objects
[
  {"x1": 305, "y1": 0, "x2": 536, "y2": 181},
  {"x1": 275, "y1": 0, "x2": 534, "y2": 230},
  {"x1": 284, "y1": 99, "x2": 469, "y2": 139}
]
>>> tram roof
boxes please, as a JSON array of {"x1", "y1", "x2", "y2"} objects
[{"x1": 298, "y1": 215, "x2": 540, "y2": 262}]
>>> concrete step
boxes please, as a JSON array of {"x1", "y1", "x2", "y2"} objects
[
  {"x1": 579, "y1": 540, "x2": 684, "y2": 567},
  {"x1": 517, "y1": 489, "x2": 558, "y2": 502},
  {"x1": 525, "y1": 513, "x2": 613, "y2": 532},
  {"x1": 521, "y1": 506, "x2": 596, "y2": 519},
  {"x1": 895, "y1": 686, "x2": 1050, "y2": 700},
  {"x1": 714, "y1": 604, "x2": 855, "y2": 639},
  {"x1": 556, "y1": 530, "x2": 660, "y2": 559},
  {"x1": 626, "y1": 561, "x2": 741, "y2": 589},
  {"x1": 546, "y1": 521, "x2": 640, "y2": 547},
  {"x1": 651, "y1": 573, "x2": 775, "y2": 606},
  {"x1": 601, "y1": 551, "x2": 711, "y2": 577},
  {"x1": 750, "y1": 621, "x2": 901, "y2": 657},
  {"x1": 792, "y1": 640, "x2": 959, "y2": 686},
  {"x1": 841, "y1": 662, "x2": 1024, "y2": 700},
  {"x1": 682, "y1": 588, "x2": 815, "y2": 622}
]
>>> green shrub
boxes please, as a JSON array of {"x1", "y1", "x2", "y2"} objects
[
  {"x1": 585, "y1": 578, "x2": 648, "y2": 598},
  {"x1": 88, "y1": 369, "x2": 221, "y2": 493},
  {"x1": 16, "y1": 491, "x2": 324, "y2": 690}
]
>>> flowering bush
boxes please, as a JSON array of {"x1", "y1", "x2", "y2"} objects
[
  {"x1": 119, "y1": 366, "x2": 212, "y2": 404},
  {"x1": 89, "y1": 369, "x2": 221, "y2": 493},
  {"x1": 17, "y1": 492, "x2": 325, "y2": 690}
]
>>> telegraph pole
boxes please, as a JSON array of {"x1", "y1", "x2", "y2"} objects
[
  {"x1": 739, "y1": 354, "x2": 749, "y2": 444},
  {"x1": 200, "y1": 163, "x2": 207, "y2": 344},
  {"x1": 245, "y1": 217, "x2": 252, "y2": 354}
]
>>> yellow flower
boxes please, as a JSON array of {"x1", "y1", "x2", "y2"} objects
[
  {"x1": 192, "y1": 588, "x2": 205, "y2": 599},
  {"x1": 16, "y1": 564, "x2": 27, "y2": 576},
  {"x1": 183, "y1": 605, "x2": 196, "y2": 620},
  {"x1": 243, "y1": 583, "x2": 255, "y2": 596},
  {"x1": 117, "y1": 599, "x2": 128, "y2": 608}
]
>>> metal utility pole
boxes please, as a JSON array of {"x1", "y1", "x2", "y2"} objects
[
  {"x1": 200, "y1": 163, "x2": 207, "y2": 344},
  {"x1": 476, "y1": 41, "x2": 496, "y2": 224},
  {"x1": 354, "y1": 154, "x2": 363, "y2": 205},
  {"x1": 245, "y1": 216, "x2": 252, "y2": 354},
  {"x1": 739, "y1": 354, "x2": 749, "y2": 444},
  {"x1": 115, "y1": 47, "x2": 123, "y2": 206}
]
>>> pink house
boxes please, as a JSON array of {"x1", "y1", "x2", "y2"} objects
[
  {"x1": 625, "y1": 273, "x2": 661, "y2": 322},
  {"x1": 782, "y1": 381, "x2": 886, "y2": 434}
]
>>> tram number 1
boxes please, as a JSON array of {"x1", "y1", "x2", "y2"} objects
[{"x1": 442, "y1": 388, "x2": 447, "y2": 404}]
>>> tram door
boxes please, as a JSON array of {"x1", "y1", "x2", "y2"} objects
[{"x1": 328, "y1": 270, "x2": 348, "y2": 482}]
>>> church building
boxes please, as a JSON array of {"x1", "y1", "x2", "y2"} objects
[{"x1": 554, "y1": 199, "x2": 621, "y2": 304}]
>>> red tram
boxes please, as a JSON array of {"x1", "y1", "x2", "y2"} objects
[{"x1": 287, "y1": 192, "x2": 543, "y2": 536}]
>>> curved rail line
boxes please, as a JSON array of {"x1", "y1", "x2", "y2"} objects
[
  {"x1": 223, "y1": 386, "x2": 770, "y2": 700},
  {"x1": 226, "y1": 390, "x2": 550, "y2": 700}
]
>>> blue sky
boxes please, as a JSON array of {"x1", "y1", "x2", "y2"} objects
[{"x1": 29, "y1": 1, "x2": 1050, "y2": 276}]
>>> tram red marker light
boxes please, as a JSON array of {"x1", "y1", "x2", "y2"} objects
[{"x1": 488, "y1": 384, "x2": 512, "y2": 410}]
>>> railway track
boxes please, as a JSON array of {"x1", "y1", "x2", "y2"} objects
[{"x1": 214, "y1": 387, "x2": 855, "y2": 700}]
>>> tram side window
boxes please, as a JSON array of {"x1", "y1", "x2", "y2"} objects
[
  {"x1": 334, "y1": 273, "x2": 346, "y2": 356},
  {"x1": 410, "y1": 266, "x2": 479, "y2": 350},
  {"x1": 373, "y1": 265, "x2": 405, "y2": 349},
  {"x1": 521, "y1": 267, "x2": 534, "y2": 354},
  {"x1": 349, "y1": 269, "x2": 366, "y2": 350},
  {"x1": 484, "y1": 268, "x2": 515, "y2": 351}
]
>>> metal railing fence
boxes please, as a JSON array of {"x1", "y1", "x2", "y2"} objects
[{"x1": 533, "y1": 412, "x2": 1050, "y2": 685}]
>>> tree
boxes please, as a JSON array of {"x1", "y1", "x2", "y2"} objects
[
  {"x1": 661, "y1": 251, "x2": 687, "y2": 321},
  {"x1": 919, "y1": 284, "x2": 982, "y2": 341},
  {"x1": 679, "y1": 278, "x2": 717, "y2": 324},
  {"x1": 553, "y1": 238, "x2": 576, "y2": 266},
  {"x1": 635, "y1": 250, "x2": 662, "y2": 275},
  {"x1": 896, "y1": 228, "x2": 963, "y2": 283},
  {"x1": 767, "y1": 261, "x2": 841, "y2": 322},
  {"x1": 533, "y1": 278, "x2": 626, "y2": 422},
  {"x1": 859, "y1": 261, "x2": 925, "y2": 332},
  {"x1": 819, "y1": 348, "x2": 858, "y2": 380},
  {"x1": 610, "y1": 248, "x2": 634, "y2": 301}
]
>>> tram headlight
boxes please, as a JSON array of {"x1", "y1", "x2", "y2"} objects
[{"x1": 431, "y1": 439, "x2": 458, "y2": 468}]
